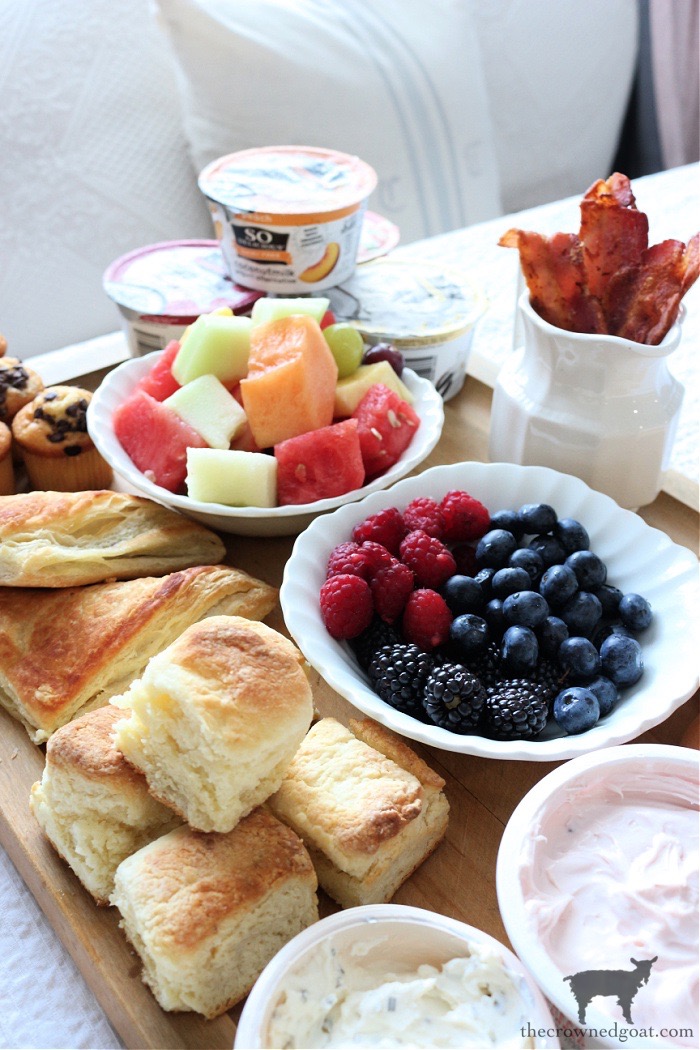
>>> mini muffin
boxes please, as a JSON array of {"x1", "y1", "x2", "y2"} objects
[
  {"x1": 12, "y1": 385, "x2": 112, "y2": 491},
  {"x1": 0, "y1": 356, "x2": 44, "y2": 425},
  {"x1": 0, "y1": 421, "x2": 14, "y2": 495}
]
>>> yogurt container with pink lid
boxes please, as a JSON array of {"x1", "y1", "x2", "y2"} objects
[
  {"x1": 328, "y1": 257, "x2": 487, "y2": 401},
  {"x1": 198, "y1": 145, "x2": 378, "y2": 293},
  {"x1": 103, "y1": 239, "x2": 262, "y2": 357},
  {"x1": 497, "y1": 744, "x2": 699, "y2": 1049}
]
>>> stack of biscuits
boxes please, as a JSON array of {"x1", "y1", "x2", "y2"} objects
[{"x1": 5, "y1": 488, "x2": 450, "y2": 1021}]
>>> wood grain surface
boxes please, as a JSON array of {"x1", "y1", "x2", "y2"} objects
[{"x1": 0, "y1": 377, "x2": 697, "y2": 1049}]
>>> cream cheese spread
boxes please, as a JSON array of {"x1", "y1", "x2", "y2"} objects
[
  {"x1": 266, "y1": 937, "x2": 535, "y2": 1048},
  {"x1": 519, "y1": 762, "x2": 699, "y2": 1043}
]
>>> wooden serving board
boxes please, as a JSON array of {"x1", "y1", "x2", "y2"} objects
[{"x1": 1, "y1": 378, "x2": 697, "y2": 1049}]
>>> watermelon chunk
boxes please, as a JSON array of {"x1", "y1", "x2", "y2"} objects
[
  {"x1": 352, "y1": 383, "x2": 420, "y2": 478},
  {"x1": 135, "y1": 340, "x2": 181, "y2": 401},
  {"x1": 274, "y1": 418, "x2": 365, "y2": 505},
  {"x1": 113, "y1": 388, "x2": 207, "y2": 492}
]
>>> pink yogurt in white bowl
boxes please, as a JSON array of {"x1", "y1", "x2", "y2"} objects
[{"x1": 497, "y1": 744, "x2": 699, "y2": 1049}]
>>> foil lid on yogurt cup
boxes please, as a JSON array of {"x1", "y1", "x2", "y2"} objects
[
  {"x1": 329, "y1": 257, "x2": 486, "y2": 343},
  {"x1": 103, "y1": 240, "x2": 262, "y2": 320},
  {"x1": 198, "y1": 146, "x2": 378, "y2": 219}
]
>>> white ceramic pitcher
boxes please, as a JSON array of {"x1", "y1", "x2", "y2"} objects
[{"x1": 489, "y1": 292, "x2": 685, "y2": 509}]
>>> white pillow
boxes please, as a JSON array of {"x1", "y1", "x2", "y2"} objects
[
  {"x1": 152, "y1": 0, "x2": 504, "y2": 244},
  {"x1": 0, "y1": 0, "x2": 212, "y2": 359}
]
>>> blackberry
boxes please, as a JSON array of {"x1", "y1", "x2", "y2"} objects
[
  {"x1": 463, "y1": 641, "x2": 502, "y2": 690},
  {"x1": 483, "y1": 678, "x2": 549, "y2": 740},
  {"x1": 368, "y1": 643, "x2": 434, "y2": 718},
  {"x1": 423, "y1": 662, "x2": 487, "y2": 733},
  {"x1": 351, "y1": 618, "x2": 401, "y2": 670},
  {"x1": 528, "y1": 658, "x2": 570, "y2": 708}
]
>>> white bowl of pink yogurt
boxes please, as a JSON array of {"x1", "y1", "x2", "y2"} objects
[{"x1": 497, "y1": 744, "x2": 699, "y2": 1050}]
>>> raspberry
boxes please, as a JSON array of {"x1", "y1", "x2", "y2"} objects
[
  {"x1": 326, "y1": 541, "x2": 372, "y2": 580},
  {"x1": 359, "y1": 540, "x2": 395, "y2": 578},
  {"x1": 440, "y1": 490, "x2": 491, "y2": 543},
  {"x1": 370, "y1": 559, "x2": 415, "y2": 623},
  {"x1": 351, "y1": 507, "x2": 406, "y2": 555},
  {"x1": 319, "y1": 574, "x2": 373, "y2": 639},
  {"x1": 399, "y1": 530, "x2": 456, "y2": 590},
  {"x1": 403, "y1": 497, "x2": 445, "y2": 539},
  {"x1": 402, "y1": 588, "x2": 452, "y2": 650}
]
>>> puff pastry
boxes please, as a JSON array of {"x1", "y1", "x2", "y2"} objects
[
  {"x1": 0, "y1": 564, "x2": 278, "y2": 742},
  {"x1": 0, "y1": 490, "x2": 226, "y2": 587}
]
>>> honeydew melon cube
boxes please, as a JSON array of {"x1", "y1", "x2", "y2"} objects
[
  {"x1": 186, "y1": 448, "x2": 277, "y2": 507},
  {"x1": 334, "y1": 360, "x2": 414, "y2": 417},
  {"x1": 163, "y1": 375, "x2": 247, "y2": 450},
  {"x1": 179, "y1": 306, "x2": 234, "y2": 347},
  {"x1": 172, "y1": 314, "x2": 252, "y2": 386},
  {"x1": 251, "y1": 297, "x2": 330, "y2": 327}
]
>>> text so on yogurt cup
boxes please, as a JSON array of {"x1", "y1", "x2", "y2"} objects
[
  {"x1": 198, "y1": 146, "x2": 378, "y2": 294},
  {"x1": 329, "y1": 257, "x2": 487, "y2": 401}
]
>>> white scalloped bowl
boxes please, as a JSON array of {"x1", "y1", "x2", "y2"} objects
[
  {"x1": 280, "y1": 461, "x2": 699, "y2": 761},
  {"x1": 87, "y1": 352, "x2": 444, "y2": 536}
]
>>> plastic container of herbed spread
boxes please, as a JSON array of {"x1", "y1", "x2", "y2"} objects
[
  {"x1": 103, "y1": 240, "x2": 262, "y2": 357},
  {"x1": 328, "y1": 258, "x2": 487, "y2": 401},
  {"x1": 198, "y1": 145, "x2": 378, "y2": 294}
]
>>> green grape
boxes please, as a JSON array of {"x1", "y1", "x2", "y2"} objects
[{"x1": 323, "y1": 323, "x2": 365, "y2": 378}]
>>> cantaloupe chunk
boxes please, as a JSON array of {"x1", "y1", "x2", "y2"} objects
[
  {"x1": 334, "y1": 360, "x2": 414, "y2": 418},
  {"x1": 240, "y1": 314, "x2": 338, "y2": 448}
]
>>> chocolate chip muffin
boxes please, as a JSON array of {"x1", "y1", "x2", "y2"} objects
[
  {"x1": 0, "y1": 421, "x2": 14, "y2": 495},
  {"x1": 0, "y1": 356, "x2": 44, "y2": 425},
  {"x1": 11, "y1": 386, "x2": 112, "y2": 491}
]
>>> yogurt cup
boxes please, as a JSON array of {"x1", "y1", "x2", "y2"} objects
[
  {"x1": 328, "y1": 257, "x2": 487, "y2": 400},
  {"x1": 497, "y1": 744, "x2": 700, "y2": 1050},
  {"x1": 198, "y1": 146, "x2": 377, "y2": 294},
  {"x1": 234, "y1": 904, "x2": 559, "y2": 1049},
  {"x1": 103, "y1": 240, "x2": 262, "y2": 357}
]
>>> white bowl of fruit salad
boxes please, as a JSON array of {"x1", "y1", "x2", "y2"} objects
[
  {"x1": 281, "y1": 461, "x2": 699, "y2": 760},
  {"x1": 87, "y1": 297, "x2": 444, "y2": 535}
]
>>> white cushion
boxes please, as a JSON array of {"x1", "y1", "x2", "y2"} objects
[
  {"x1": 471, "y1": 0, "x2": 639, "y2": 212},
  {"x1": 0, "y1": 0, "x2": 212, "y2": 358},
  {"x1": 153, "y1": 0, "x2": 504, "y2": 245}
]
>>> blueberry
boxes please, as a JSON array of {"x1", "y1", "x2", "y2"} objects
[
  {"x1": 560, "y1": 591, "x2": 603, "y2": 636},
  {"x1": 473, "y1": 567, "x2": 496, "y2": 597},
  {"x1": 503, "y1": 590, "x2": 550, "y2": 629},
  {"x1": 600, "y1": 634, "x2": 644, "y2": 686},
  {"x1": 584, "y1": 674, "x2": 619, "y2": 716},
  {"x1": 540, "y1": 615, "x2": 569, "y2": 656},
  {"x1": 553, "y1": 687, "x2": 600, "y2": 734},
  {"x1": 618, "y1": 593, "x2": 653, "y2": 631},
  {"x1": 591, "y1": 621, "x2": 635, "y2": 648},
  {"x1": 565, "y1": 550, "x2": 607, "y2": 589},
  {"x1": 449, "y1": 614, "x2": 490, "y2": 659},
  {"x1": 441, "y1": 575, "x2": 485, "y2": 615},
  {"x1": 529, "y1": 534, "x2": 567, "y2": 567},
  {"x1": 554, "y1": 517, "x2": 590, "y2": 554},
  {"x1": 539, "y1": 564, "x2": 579, "y2": 607},
  {"x1": 489, "y1": 509, "x2": 524, "y2": 538},
  {"x1": 492, "y1": 567, "x2": 532, "y2": 599},
  {"x1": 558, "y1": 636, "x2": 601, "y2": 678},
  {"x1": 484, "y1": 598, "x2": 507, "y2": 637},
  {"x1": 509, "y1": 547, "x2": 544, "y2": 584},
  {"x1": 593, "y1": 584, "x2": 623, "y2": 618},
  {"x1": 501, "y1": 625, "x2": 539, "y2": 673},
  {"x1": 475, "y1": 529, "x2": 517, "y2": 569},
  {"x1": 517, "y1": 502, "x2": 558, "y2": 535}
]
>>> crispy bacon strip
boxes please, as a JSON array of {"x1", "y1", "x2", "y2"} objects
[
  {"x1": 499, "y1": 228, "x2": 606, "y2": 333},
  {"x1": 604, "y1": 239, "x2": 694, "y2": 343},
  {"x1": 580, "y1": 173, "x2": 649, "y2": 301}
]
